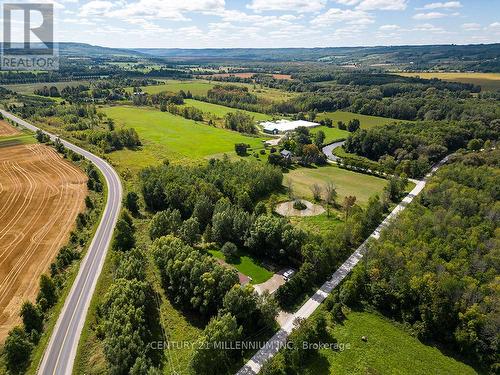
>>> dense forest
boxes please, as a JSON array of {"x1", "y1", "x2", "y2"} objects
[{"x1": 343, "y1": 119, "x2": 500, "y2": 178}]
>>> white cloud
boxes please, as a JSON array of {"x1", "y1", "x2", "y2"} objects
[
  {"x1": 99, "y1": 0, "x2": 225, "y2": 21},
  {"x1": 247, "y1": 0, "x2": 326, "y2": 13},
  {"x1": 422, "y1": 1, "x2": 462, "y2": 9},
  {"x1": 379, "y1": 24, "x2": 400, "y2": 31},
  {"x1": 461, "y1": 22, "x2": 480, "y2": 31},
  {"x1": 488, "y1": 22, "x2": 500, "y2": 31},
  {"x1": 311, "y1": 8, "x2": 374, "y2": 26},
  {"x1": 334, "y1": 0, "x2": 361, "y2": 5},
  {"x1": 80, "y1": 1, "x2": 113, "y2": 17},
  {"x1": 413, "y1": 12, "x2": 446, "y2": 20},
  {"x1": 356, "y1": 0, "x2": 407, "y2": 11},
  {"x1": 413, "y1": 23, "x2": 446, "y2": 33}
]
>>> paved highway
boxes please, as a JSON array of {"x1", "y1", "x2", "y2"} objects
[
  {"x1": 236, "y1": 155, "x2": 450, "y2": 375},
  {"x1": 0, "y1": 110, "x2": 122, "y2": 375}
]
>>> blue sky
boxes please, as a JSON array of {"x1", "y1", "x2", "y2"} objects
[{"x1": 7, "y1": 0, "x2": 500, "y2": 48}]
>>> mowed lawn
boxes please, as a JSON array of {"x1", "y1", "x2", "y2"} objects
[
  {"x1": 397, "y1": 72, "x2": 500, "y2": 91},
  {"x1": 316, "y1": 111, "x2": 404, "y2": 130},
  {"x1": 302, "y1": 311, "x2": 477, "y2": 375},
  {"x1": 101, "y1": 106, "x2": 266, "y2": 170},
  {"x1": 208, "y1": 249, "x2": 273, "y2": 284},
  {"x1": 285, "y1": 165, "x2": 387, "y2": 205},
  {"x1": 183, "y1": 99, "x2": 271, "y2": 121}
]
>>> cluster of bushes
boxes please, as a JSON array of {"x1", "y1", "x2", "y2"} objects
[
  {"x1": 343, "y1": 119, "x2": 499, "y2": 178},
  {"x1": 34, "y1": 85, "x2": 60, "y2": 97},
  {"x1": 150, "y1": 235, "x2": 279, "y2": 374},
  {"x1": 152, "y1": 236, "x2": 238, "y2": 316},
  {"x1": 224, "y1": 111, "x2": 256, "y2": 134},
  {"x1": 86, "y1": 127, "x2": 141, "y2": 152},
  {"x1": 336, "y1": 150, "x2": 500, "y2": 373},
  {"x1": 260, "y1": 313, "x2": 331, "y2": 375}
]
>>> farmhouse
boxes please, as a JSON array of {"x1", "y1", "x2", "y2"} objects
[{"x1": 261, "y1": 119, "x2": 320, "y2": 134}]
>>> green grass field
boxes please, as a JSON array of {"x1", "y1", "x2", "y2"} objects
[
  {"x1": 301, "y1": 311, "x2": 477, "y2": 375},
  {"x1": 2, "y1": 80, "x2": 90, "y2": 94},
  {"x1": 135, "y1": 80, "x2": 216, "y2": 96},
  {"x1": 208, "y1": 249, "x2": 273, "y2": 284},
  {"x1": 183, "y1": 98, "x2": 271, "y2": 121},
  {"x1": 311, "y1": 126, "x2": 349, "y2": 144},
  {"x1": 397, "y1": 72, "x2": 500, "y2": 91},
  {"x1": 289, "y1": 212, "x2": 343, "y2": 236},
  {"x1": 100, "y1": 106, "x2": 267, "y2": 171},
  {"x1": 317, "y1": 111, "x2": 404, "y2": 130},
  {"x1": 284, "y1": 165, "x2": 387, "y2": 206},
  {"x1": 128, "y1": 79, "x2": 297, "y2": 102}
]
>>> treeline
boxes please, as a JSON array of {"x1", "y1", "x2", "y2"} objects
[
  {"x1": 161, "y1": 102, "x2": 203, "y2": 121},
  {"x1": 336, "y1": 150, "x2": 500, "y2": 373},
  {"x1": 198, "y1": 85, "x2": 274, "y2": 114},
  {"x1": 343, "y1": 119, "x2": 499, "y2": 178}
]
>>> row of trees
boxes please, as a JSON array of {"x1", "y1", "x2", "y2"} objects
[{"x1": 97, "y1": 247, "x2": 158, "y2": 374}]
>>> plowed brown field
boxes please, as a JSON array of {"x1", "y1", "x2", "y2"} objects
[
  {"x1": 0, "y1": 120, "x2": 20, "y2": 137},
  {"x1": 0, "y1": 144, "x2": 87, "y2": 341}
]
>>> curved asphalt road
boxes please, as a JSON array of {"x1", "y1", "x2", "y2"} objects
[
  {"x1": 0, "y1": 110, "x2": 122, "y2": 375},
  {"x1": 236, "y1": 155, "x2": 451, "y2": 375},
  {"x1": 321, "y1": 140, "x2": 345, "y2": 162}
]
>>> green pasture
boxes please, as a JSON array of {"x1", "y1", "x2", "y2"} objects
[
  {"x1": 183, "y1": 99, "x2": 271, "y2": 121},
  {"x1": 301, "y1": 311, "x2": 478, "y2": 375},
  {"x1": 316, "y1": 111, "x2": 404, "y2": 130},
  {"x1": 100, "y1": 106, "x2": 267, "y2": 171}
]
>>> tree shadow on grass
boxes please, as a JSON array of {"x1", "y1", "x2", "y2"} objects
[{"x1": 301, "y1": 351, "x2": 331, "y2": 375}]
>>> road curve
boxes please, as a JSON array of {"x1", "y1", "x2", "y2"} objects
[
  {"x1": 237, "y1": 155, "x2": 450, "y2": 375},
  {"x1": 0, "y1": 110, "x2": 122, "y2": 375}
]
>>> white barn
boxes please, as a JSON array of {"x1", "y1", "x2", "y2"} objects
[{"x1": 261, "y1": 119, "x2": 320, "y2": 134}]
